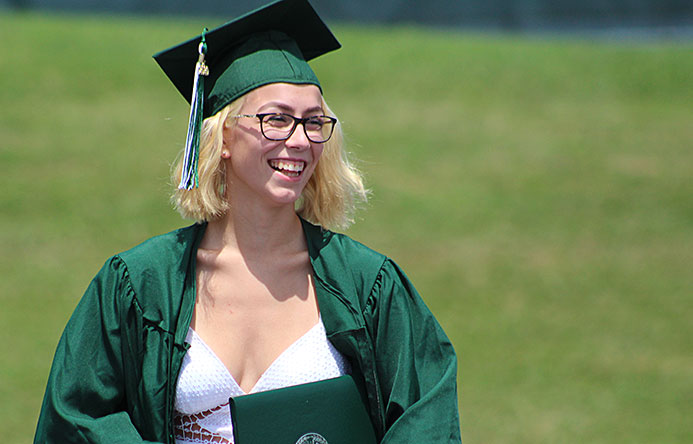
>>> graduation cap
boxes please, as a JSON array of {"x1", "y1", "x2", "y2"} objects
[{"x1": 153, "y1": 0, "x2": 341, "y2": 189}]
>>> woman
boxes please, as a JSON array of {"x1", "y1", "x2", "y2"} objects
[{"x1": 34, "y1": 1, "x2": 461, "y2": 443}]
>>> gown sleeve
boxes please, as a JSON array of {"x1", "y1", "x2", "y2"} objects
[
  {"x1": 366, "y1": 259, "x2": 462, "y2": 443},
  {"x1": 34, "y1": 257, "x2": 162, "y2": 444}
]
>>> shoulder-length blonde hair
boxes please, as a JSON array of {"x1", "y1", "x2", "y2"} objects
[{"x1": 171, "y1": 95, "x2": 367, "y2": 230}]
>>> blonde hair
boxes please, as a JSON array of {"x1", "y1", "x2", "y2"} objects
[{"x1": 172, "y1": 95, "x2": 367, "y2": 230}]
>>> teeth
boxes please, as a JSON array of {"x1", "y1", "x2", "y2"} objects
[{"x1": 269, "y1": 160, "x2": 305, "y2": 174}]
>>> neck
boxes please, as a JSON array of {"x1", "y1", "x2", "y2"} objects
[{"x1": 202, "y1": 199, "x2": 305, "y2": 257}]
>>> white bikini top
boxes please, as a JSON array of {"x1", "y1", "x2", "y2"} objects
[{"x1": 174, "y1": 318, "x2": 350, "y2": 444}]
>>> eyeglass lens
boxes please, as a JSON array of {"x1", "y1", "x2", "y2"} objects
[{"x1": 260, "y1": 114, "x2": 335, "y2": 143}]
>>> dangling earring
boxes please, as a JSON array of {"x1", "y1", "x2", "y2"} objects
[{"x1": 218, "y1": 158, "x2": 227, "y2": 196}]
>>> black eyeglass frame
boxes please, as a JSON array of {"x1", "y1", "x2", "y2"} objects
[{"x1": 233, "y1": 113, "x2": 338, "y2": 143}]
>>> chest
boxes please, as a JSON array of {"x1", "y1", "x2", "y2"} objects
[{"x1": 192, "y1": 252, "x2": 320, "y2": 392}]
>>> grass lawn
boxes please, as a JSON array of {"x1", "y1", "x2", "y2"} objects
[{"x1": 1, "y1": 11, "x2": 691, "y2": 444}]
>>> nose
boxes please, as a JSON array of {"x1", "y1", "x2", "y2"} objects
[{"x1": 284, "y1": 123, "x2": 312, "y2": 150}]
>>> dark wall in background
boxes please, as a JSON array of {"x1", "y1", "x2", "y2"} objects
[{"x1": 2, "y1": 0, "x2": 692, "y2": 32}]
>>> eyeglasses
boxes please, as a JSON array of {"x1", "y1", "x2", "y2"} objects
[{"x1": 233, "y1": 113, "x2": 337, "y2": 143}]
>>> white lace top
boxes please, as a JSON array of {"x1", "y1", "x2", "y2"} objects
[{"x1": 173, "y1": 318, "x2": 350, "y2": 444}]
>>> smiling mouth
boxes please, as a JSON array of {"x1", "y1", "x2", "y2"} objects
[{"x1": 269, "y1": 159, "x2": 306, "y2": 178}]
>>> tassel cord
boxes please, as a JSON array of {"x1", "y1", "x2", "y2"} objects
[{"x1": 179, "y1": 29, "x2": 209, "y2": 190}]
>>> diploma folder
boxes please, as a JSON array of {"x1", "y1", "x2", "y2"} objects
[{"x1": 229, "y1": 375, "x2": 378, "y2": 444}]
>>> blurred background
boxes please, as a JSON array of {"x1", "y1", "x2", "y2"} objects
[
  {"x1": 1, "y1": 1, "x2": 691, "y2": 443},
  {"x1": 2, "y1": 0, "x2": 693, "y2": 32}
]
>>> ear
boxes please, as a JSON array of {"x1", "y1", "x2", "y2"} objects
[{"x1": 221, "y1": 118, "x2": 235, "y2": 153}]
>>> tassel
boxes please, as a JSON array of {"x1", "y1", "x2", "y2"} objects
[{"x1": 179, "y1": 29, "x2": 210, "y2": 190}]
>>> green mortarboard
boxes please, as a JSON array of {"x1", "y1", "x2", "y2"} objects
[{"x1": 153, "y1": 0, "x2": 341, "y2": 189}]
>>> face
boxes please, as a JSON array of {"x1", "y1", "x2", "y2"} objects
[{"x1": 222, "y1": 83, "x2": 325, "y2": 208}]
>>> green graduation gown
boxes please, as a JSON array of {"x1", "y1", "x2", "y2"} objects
[{"x1": 34, "y1": 219, "x2": 461, "y2": 443}]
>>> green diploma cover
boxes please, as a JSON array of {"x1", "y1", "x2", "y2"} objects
[{"x1": 229, "y1": 375, "x2": 378, "y2": 444}]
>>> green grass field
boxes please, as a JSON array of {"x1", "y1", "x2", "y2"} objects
[{"x1": 1, "y1": 11, "x2": 691, "y2": 444}]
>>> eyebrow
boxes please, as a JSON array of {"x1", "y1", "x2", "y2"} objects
[{"x1": 258, "y1": 101, "x2": 324, "y2": 114}]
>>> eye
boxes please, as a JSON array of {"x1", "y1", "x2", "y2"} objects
[
  {"x1": 263, "y1": 114, "x2": 292, "y2": 127},
  {"x1": 304, "y1": 116, "x2": 326, "y2": 131}
]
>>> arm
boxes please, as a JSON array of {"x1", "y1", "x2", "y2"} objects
[
  {"x1": 366, "y1": 260, "x2": 461, "y2": 443},
  {"x1": 34, "y1": 258, "x2": 163, "y2": 444}
]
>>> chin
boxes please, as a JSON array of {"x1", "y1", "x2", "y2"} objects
[{"x1": 266, "y1": 189, "x2": 303, "y2": 206}]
